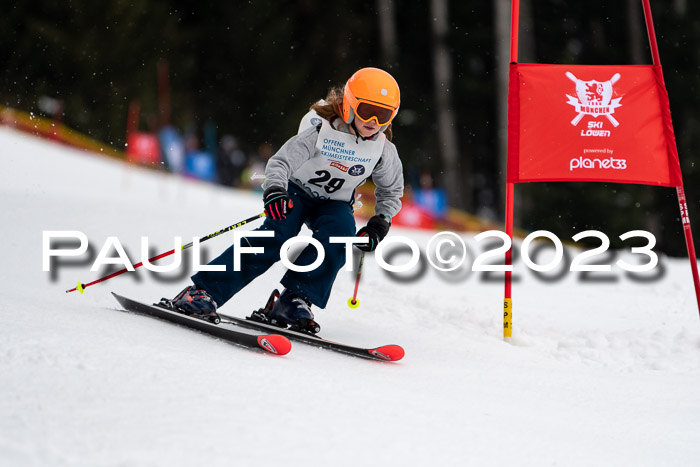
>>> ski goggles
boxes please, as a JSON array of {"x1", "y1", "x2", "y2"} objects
[{"x1": 354, "y1": 100, "x2": 398, "y2": 126}]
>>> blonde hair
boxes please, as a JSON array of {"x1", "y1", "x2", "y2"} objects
[{"x1": 310, "y1": 86, "x2": 394, "y2": 141}]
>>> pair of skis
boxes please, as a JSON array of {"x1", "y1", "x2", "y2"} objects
[{"x1": 111, "y1": 293, "x2": 404, "y2": 362}]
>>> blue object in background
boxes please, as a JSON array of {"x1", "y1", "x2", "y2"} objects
[
  {"x1": 413, "y1": 188, "x2": 448, "y2": 217},
  {"x1": 158, "y1": 126, "x2": 186, "y2": 173},
  {"x1": 185, "y1": 151, "x2": 217, "y2": 181}
]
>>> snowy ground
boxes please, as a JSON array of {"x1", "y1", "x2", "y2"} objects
[{"x1": 2, "y1": 126, "x2": 700, "y2": 466}]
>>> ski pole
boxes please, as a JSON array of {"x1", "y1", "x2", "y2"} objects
[
  {"x1": 65, "y1": 212, "x2": 266, "y2": 294},
  {"x1": 347, "y1": 251, "x2": 365, "y2": 309}
]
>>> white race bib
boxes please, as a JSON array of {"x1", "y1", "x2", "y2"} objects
[{"x1": 291, "y1": 118, "x2": 385, "y2": 201}]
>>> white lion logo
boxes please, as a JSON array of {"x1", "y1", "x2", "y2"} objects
[{"x1": 566, "y1": 72, "x2": 622, "y2": 127}]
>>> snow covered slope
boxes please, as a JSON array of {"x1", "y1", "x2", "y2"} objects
[{"x1": 2, "y1": 126, "x2": 700, "y2": 466}]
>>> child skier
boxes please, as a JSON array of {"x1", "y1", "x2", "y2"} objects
[{"x1": 166, "y1": 67, "x2": 404, "y2": 333}]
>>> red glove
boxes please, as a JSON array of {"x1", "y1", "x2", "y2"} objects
[{"x1": 263, "y1": 186, "x2": 294, "y2": 220}]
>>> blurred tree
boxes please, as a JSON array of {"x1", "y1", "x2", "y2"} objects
[
  {"x1": 377, "y1": 0, "x2": 399, "y2": 68},
  {"x1": 431, "y1": 0, "x2": 467, "y2": 210}
]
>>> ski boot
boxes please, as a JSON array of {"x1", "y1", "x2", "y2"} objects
[
  {"x1": 249, "y1": 289, "x2": 321, "y2": 334},
  {"x1": 159, "y1": 286, "x2": 221, "y2": 324}
]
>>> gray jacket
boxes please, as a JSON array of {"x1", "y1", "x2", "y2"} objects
[{"x1": 263, "y1": 120, "x2": 404, "y2": 219}]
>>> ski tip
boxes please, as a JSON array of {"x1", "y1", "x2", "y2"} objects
[
  {"x1": 368, "y1": 344, "x2": 405, "y2": 362},
  {"x1": 257, "y1": 334, "x2": 292, "y2": 356}
]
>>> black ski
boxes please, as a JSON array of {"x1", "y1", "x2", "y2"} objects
[
  {"x1": 218, "y1": 312, "x2": 404, "y2": 362},
  {"x1": 111, "y1": 293, "x2": 291, "y2": 355}
]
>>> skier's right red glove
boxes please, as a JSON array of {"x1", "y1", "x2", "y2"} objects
[{"x1": 263, "y1": 186, "x2": 294, "y2": 220}]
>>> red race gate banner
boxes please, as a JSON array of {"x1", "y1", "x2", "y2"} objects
[
  {"x1": 502, "y1": 0, "x2": 700, "y2": 339},
  {"x1": 507, "y1": 63, "x2": 683, "y2": 186}
]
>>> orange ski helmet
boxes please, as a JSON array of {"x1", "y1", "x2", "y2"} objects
[{"x1": 342, "y1": 67, "x2": 400, "y2": 126}]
